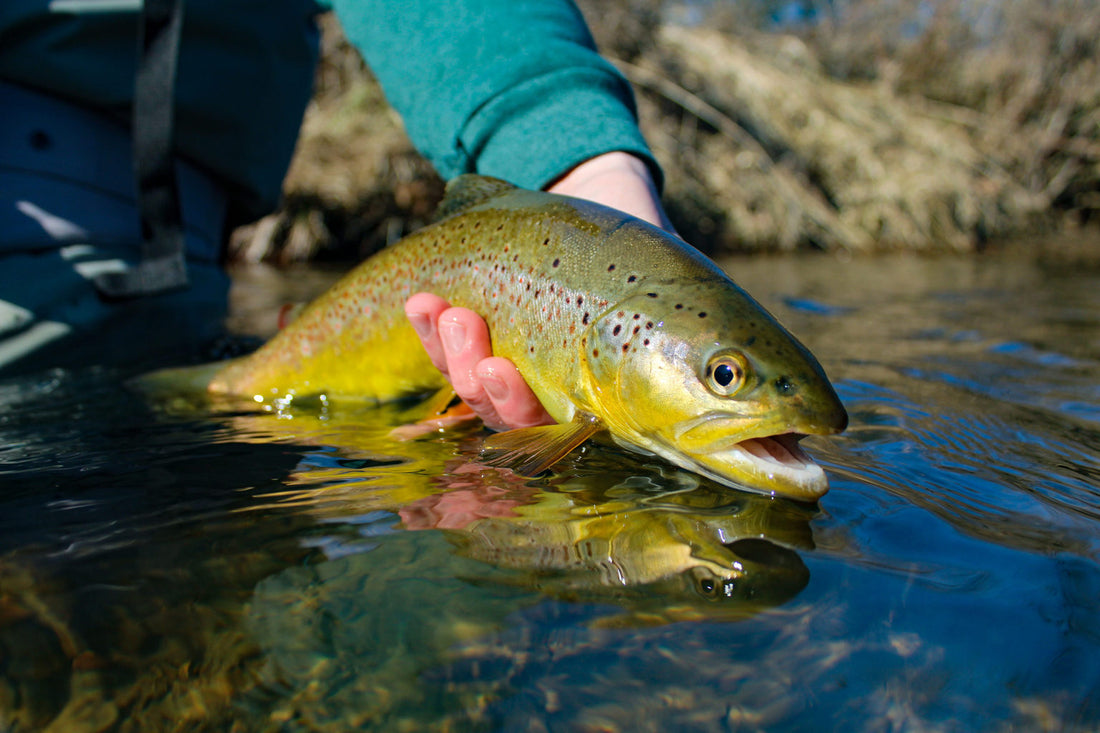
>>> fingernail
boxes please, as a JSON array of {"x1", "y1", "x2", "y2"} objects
[
  {"x1": 407, "y1": 312, "x2": 432, "y2": 340},
  {"x1": 480, "y1": 372, "x2": 508, "y2": 401},
  {"x1": 440, "y1": 320, "x2": 466, "y2": 354}
]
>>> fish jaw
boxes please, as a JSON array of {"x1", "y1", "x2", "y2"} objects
[
  {"x1": 700, "y1": 434, "x2": 828, "y2": 500},
  {"x1": 628, "y1": 428, "x2": 828, "y2": 501}
]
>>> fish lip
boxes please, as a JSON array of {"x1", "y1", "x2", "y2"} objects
[{"x1": 659, "y1": 415, "x2": 830, "y2": 500}]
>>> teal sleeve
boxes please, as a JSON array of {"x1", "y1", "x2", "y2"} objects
[{"x1": 329, "y1": 0, "x2": 662, "y2": 191}]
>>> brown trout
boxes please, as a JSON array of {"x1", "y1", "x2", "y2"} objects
[{"x1": 208, "y1": 175, "x2": 847, "y2": 500}]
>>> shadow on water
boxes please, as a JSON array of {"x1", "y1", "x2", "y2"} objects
[{"x1": 3, "y1": 247, "x2": 1100, "y2": 731}]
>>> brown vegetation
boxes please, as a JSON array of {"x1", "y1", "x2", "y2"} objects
[{"x1": 228, "y1": 1, "x2": 1100, "y2": 262}]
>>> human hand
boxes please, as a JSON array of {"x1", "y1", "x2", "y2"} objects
[
  {"x1": 406, "y1": 152, "x2": 673, "y2": 431},
  {"x1": 405, "y1": 292, "x2": 555, "y2": 432}
]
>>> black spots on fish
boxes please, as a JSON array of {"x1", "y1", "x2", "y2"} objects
[
  {"x1": 612, "y1": 324, "x2": 622, "y2": 336},
  {"x1": 646, "y1": 292, "x2": 657, "y2": 298},
  {"x1": 542, "y1": 238, "x2": 550, "y2": 246},
  {"x1": 529, "y1": 346, "x2": 535, "y2": 353},
  {"x1": 576, "y1": 296, "x2": 583, "y2": 306},
  {"x1": 535, "y1": 289, "x2": 541, "y2": 298},
  {"x1": 646, "y1": 321, "x2": 654, "y2": 329},
  {"x1": 582, "y1": 312, "x2": 590, "y2": 325},
  {"x1": 627, "y1": 275, "x2": 637, "y2": 283},
  {"x1": 552, "y1": 258, "x2": 560, "y2": 268},
  {"x1": 643, "y1": 338, "x2": 650, "y2": 346},
  {"x1": 775, "y1": 376, "x2": 795, "y2": 395},
  {"x1": 698, "y1": 311, "x2": 708, "y2": 318},
  {"x1": 621, "y1": 343, "x2": 630, "y2": 353},
  {"x1": 633, "y1": 313, "x2": 640, "y2": 319},
  {"x1": 592, "y1": 348, "x2": 600, "y2": 357},
  {"x1": 608, "y1": 264, "x2": 616, "y2": 272},
  {"x1": 632, "y1": 325, "x2": 640, "y2": 335},
  {"x1": 675, "y1": 303, "x2": 683, "y2": 310},
  {"x1": 743, "y1": 335, "x2": 756, "y2": 348}
]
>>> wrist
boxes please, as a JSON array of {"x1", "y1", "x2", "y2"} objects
[{"x1": 546, "y1": 152, "x2": 675, "y2": 232}]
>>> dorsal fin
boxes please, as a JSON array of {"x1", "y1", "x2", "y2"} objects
[{"x1": 434, "y1": 175, "x2": 517, "y2": 221}]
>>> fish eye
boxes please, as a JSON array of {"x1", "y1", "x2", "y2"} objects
[{"x1": 704, "y1": 352, "x2": 748, "y2": 396}]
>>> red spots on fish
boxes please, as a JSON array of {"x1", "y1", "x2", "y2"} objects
[{"x1": 592, "y1": 348, "x2": 600, "y2": 357}]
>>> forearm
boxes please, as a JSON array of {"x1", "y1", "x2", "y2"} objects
[{"x1": 330, "y1": 0, "x2": 659, "y2": 191}]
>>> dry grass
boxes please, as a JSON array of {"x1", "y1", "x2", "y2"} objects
[{"x1": 229, "y1": 3, "x2": 1099, "y2": 261}]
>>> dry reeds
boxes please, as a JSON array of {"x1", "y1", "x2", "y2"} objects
[{"x1": 230, "y1": 2, "x2": 1099, "y2": 261}]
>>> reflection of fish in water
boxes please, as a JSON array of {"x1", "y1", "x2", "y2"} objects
[
  {"x1": 398, "y1": 470, "x2": 814, "y2": 623},
  {"x1": 199, "y1": 175, "x2": 847, "y2": 500}
]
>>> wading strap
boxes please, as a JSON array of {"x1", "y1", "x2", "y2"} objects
[{"x1": 94, "y1": 0, "x2": 188, "y2": 298}]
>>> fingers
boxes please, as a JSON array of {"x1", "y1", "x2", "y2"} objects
[
  {"x1": 405, "y1": 294, "x2": 555, "y2": 431},
  {"x1": 404, "y1": 292, "x2": 451, "y2": 375},
  {"x1": 476, "y1": 357, "x2": 555, "y2": 429}
]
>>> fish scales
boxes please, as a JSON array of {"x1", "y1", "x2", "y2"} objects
[{"x1": 208, "y1": 176, "x2": 848, "y2": 500}]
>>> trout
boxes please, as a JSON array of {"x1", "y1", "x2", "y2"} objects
[{"x1": 209, "y1": 176, "x2": 847, "y2": 500}]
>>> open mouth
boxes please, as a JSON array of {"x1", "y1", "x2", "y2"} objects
[
  {"x1": 671, "y1": 432, "x2": 827, "y2": 500},
  {"x1": 726, "y1": 433, "x2": 826, "y2": 497}
]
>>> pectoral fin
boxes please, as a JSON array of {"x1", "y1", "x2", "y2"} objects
[
  {"x1": 389, "y1": 387, "x2": 476, "y2": 440},
  {"x1": 480, "y1": 413, "x2": 602, "y2": 476}
]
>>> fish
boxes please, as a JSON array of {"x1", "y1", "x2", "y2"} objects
[{"x1": 207, "y1": 175, "x2": 848, "y2": 500}]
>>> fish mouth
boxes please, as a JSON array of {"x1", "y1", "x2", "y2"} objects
[
  {"x1": 656, "y1": 427, "x2": 829, "y2": 500},
  {"x1": 723, "y1": 434, "x2": 828, "y2": 500}
]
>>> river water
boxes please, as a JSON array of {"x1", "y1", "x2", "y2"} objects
[{"x1": 1, "y1": 245, "x2": 1098, "y2": 731}]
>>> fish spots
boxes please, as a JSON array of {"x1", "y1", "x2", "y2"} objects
[
  {"x1": 643, "y1": 338, "x2": 650, "y2": 346},
  {"x1": 646, "y1": 292, "x2": 658, "y2": 298},
  {"x1": 552, "y1": 258, "x2": 560, "y2": 268},
  {"x1": 775, "y1": 376, "x2": 795, "y2": 394},
  {"x1": 627, "y1": 275, "x2": 637, "y2": 283},
  {"x1": 608, "y1": 264, "x2": 616, "y2": 272},
  {"x1": 698, "y1": 311, "x2": 707, "y2": 318},
  {"x1": 592, "y1": 348, "x2": 600, "y2": 357},
  {"x1": 576, "y1": 296, "x2": 584, "y2": 306},
  {"x1": 612, "y1": 324, "x2": 622, "y2": 336},
  {"x1": 582, "y1": 312, "x2": 590, "y2": 325}
]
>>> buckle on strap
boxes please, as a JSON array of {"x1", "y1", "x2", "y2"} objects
[{"x1": 93, "y1": 0, "x2": 188, "y2": 298}]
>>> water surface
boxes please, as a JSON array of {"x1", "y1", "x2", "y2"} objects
[{"x1": 2, "y1": 246, "x2": 1098, "y2": 731}]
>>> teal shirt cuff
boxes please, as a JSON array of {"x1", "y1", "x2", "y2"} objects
[{"x1": 333, "y1": 0, "x2": 662, "y2": 192}]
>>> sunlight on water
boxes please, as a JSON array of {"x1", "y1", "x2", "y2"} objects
[{"x1": 1, "y1": 248, "x2": 1098, "y2": 731}]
